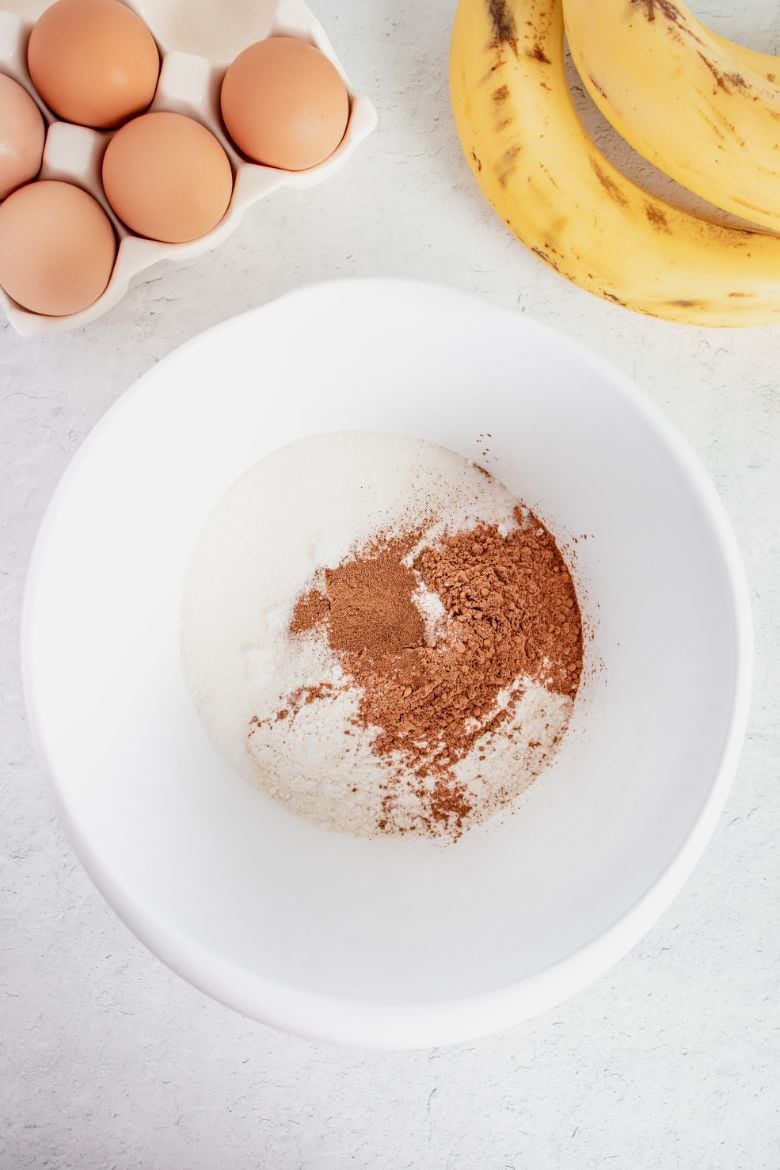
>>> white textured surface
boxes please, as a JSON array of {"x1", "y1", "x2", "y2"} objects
[{"x1": 1, "y1": 0, "x2": 779, "y2": 1165}]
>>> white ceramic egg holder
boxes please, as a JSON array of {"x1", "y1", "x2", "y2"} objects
[{"x1": 0, "y1": 0, "x2": 376, "y2": 336}]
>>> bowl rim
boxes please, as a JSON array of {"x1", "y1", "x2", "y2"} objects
[{"x1": 21, "y1": 278, "x2": 754, "y2": 1048}]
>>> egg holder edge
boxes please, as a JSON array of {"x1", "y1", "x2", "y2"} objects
[{"x1": 0, "y1": 0, "x2": 377, "y2": 337}]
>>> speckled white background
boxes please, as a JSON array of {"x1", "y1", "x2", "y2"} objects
[{"x1": 2, "y1": 1, "x2": 779, "y2": 1166}]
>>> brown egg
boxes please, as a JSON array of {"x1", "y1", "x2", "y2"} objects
[
  {"x1": 0, "y1": 74, "x2": 45, "y2": 199},
  {"x1": 27, "y1": 0, "x2": 159, "y2": 129},
  {"x1": 220, "y1": 37, "x2": 350, "y2": 171},
  {"x1": 0, "y1": 180, "x2": 116, "y2": 315},
  {"x1": 102, "y1": 112, "x2": 233, "y2": 243}
]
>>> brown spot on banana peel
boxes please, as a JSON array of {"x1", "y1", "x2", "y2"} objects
[
  {"x1": 698, "y1": 100, "x2": 746, "y2": 146},
  {"x1": 728, "y1": 291, "x2": 753, "y2": 298},
  {"x1": 539, "y1": 161, "x2": 558, "y2": 188},
  {"x1": 471, "y1": 149, "x2": 483, "y2": 173},
  {"x1": 630, "y1": 0, "x2": 706, "y2": 48},
  {"x1": 527, "y1": 44, "x2": 551, "y2": 64},
  {"x1": 488, "y1": 0, "x2": 517, "y2": 52},
  {"x1": 699, "y1": 110, "x2": 726, "y2": 142},
  {"x1": 492, "y1": 84, "x2": 510, "y2": 103},
  {"x1": 632, "y1": 0, "x2": 682, "y2": 25},
  {"x1": 589, "y1": 158, "x2": 629, "y2": 207},
  {"x1": 588, "y1": 75, "x2": 609, "y2": 101},
  {"x1": 531, "y1": 245, "x2": 561, "y2": 273},
  {"x1": 645, "y1": 203, "x2": 671, "y2": 231},
  {"x1": 696, "y1": 51, "x2": 747, "y2": 93},
  {"x1": 698, "y1": 220, "x2": 754, "y2": 244},
  {"x1": 478, "y1": 64, "x2": 501, "y2": 85}
]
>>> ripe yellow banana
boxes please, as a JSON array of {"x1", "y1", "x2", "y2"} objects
[
  {"x1": 563, "y1": 0, "x2": 780, "y2": 233},
  {"x1": 449, "y1": 0, "x2": 780, "y2": 325}
]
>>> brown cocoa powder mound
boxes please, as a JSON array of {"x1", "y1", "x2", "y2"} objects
[
  {"x1": 325, "y1": 535, "x2": 425, "y2": 656},
  {"x1": 287, "y1": 510, "x2": 583, "y2": 836},
  {"x1": 346, "y1": 513, "x2": 581, "y2": 773},
  {"x1": 415, "y1": 507, "x2": 582, "y2": 701},
  {"x1": 291, "y1": 534, "x2": 425, "y2": 656},
  {"x1": 290, "y1": 589, "x2": 329, "y2": 634}
]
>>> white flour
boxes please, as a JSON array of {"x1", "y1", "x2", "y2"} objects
[{"x1": 181, "y1": 432, "x2": 574, "y2": 838}]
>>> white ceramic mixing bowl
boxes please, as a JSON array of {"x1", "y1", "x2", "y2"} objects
[{"x1": 22, "y1": 280, "x2": 752, "y2": 1047}]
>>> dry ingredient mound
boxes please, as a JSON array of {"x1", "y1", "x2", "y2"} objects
[
  {"x1": 181, "y1": 431, "x2": 584, "y2": 843},
  {"x1": 281, "y1": 508, "x2": 582, "y2": 837}
]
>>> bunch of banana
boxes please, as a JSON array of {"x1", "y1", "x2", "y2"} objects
[
  {"x1": 563, "y1": 0, "x2": 780, "y2": 234},
  {"x1": 449, "y1": 0, "x2": 780, "y2": 326}
]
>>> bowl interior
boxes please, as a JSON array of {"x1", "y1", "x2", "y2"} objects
[{"x1": 24, "y1": 280, "x2": 747, "y2": 1044}]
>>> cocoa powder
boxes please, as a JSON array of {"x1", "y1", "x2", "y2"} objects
[
  {"x1": 289, "y1": 590, "x2": 329, "y2": 634},
  {"x1": 289, "y1": 507, "x2": 583, "y2": 837},
  {"x1": 324, "y1": 534, "x2": 425, "y2": 656}
]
